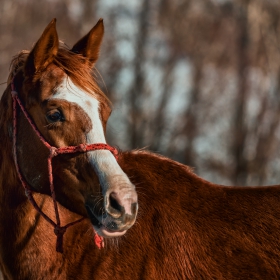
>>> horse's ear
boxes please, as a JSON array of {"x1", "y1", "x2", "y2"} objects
[
  {"x1": 25, "y1": 19, "x2": 59, "y2": 76},
  {"x1": 71, "y1": 18, "x2": 104, "y2": 65}
]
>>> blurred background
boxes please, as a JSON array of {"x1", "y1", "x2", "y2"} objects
[{"x1": 1, "y1": 0, "x2": 280, "y2": 186}]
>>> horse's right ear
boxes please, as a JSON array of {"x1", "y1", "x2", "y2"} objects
[
  {"x1": 71, "y1": 19, "x2": 104, "y2": 65},
  {"x1": 25, "y1": 19, "x2": 59, "y2": 76}
]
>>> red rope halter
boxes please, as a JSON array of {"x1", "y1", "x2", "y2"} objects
[{"x1": 11, "y1": 79, "x2": 118, "y2": 253}]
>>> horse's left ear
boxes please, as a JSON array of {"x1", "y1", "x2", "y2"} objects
[
  {"x1": 25, "y1": 18, "x2": 59, "y2": 76},
  {"x1": 71, "y1": 18, "x2": 104, "y2": 65}
]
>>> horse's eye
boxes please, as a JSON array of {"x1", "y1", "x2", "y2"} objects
[{"x1": 46, "y1": 110, "x2": 64, "y2": 123}]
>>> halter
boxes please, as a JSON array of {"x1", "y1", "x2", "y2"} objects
[{"x1": 11, "y1": 78, "x2": 118, "y2": 253}]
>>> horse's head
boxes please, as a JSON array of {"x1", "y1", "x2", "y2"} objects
[{"x1": 11, "y1": 19, "x2": 138, "y2": 238}]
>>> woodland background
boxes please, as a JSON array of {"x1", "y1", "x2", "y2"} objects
[{"x1": 1, "y1": 0, "x2": 280, "y2": 186}]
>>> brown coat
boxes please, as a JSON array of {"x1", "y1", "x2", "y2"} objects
[
  {"x1": 1, "y1": 148, "x2": 280, "y2": 279},
  {"x1": 1, "y1": 18, "x2": 280, "y2": 280}
]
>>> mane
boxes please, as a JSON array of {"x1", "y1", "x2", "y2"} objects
[{"x1": 9, "y1": 44, "x2": 111, "y2": 106}]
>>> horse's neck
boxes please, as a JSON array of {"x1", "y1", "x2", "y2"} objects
[
  {"x1": 0, "y1": 174, "x2": 82, "y2": 279},
  {"x1": 0, "y1": 89, "x2": 18, "y2": 203},
  {"x1": 0, "y1": 90, "x2": 39, "y2": 229},
  {"x1": 0, "y1": 97, "x2": 61, "y2": 277}
]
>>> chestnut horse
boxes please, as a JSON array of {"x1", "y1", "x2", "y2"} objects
[{"x1": 1, "y1": 19, "x2": 280, "y2": 280}]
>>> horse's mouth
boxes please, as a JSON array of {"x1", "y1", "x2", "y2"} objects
[
  {"x1": 85, "y1": 205, "x2": 127, "y2": 238},
  {"x1": 98, "y1": 227, "x2": 127, "y2": 237}
]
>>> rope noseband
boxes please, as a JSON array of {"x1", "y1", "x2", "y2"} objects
[{"x1": 11, "y1": 79, "x2": 118, "y2": 253}]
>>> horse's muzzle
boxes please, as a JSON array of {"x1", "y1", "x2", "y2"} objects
[{"x1": 86, "y1": 188, "x2": 138, "y2": 237}]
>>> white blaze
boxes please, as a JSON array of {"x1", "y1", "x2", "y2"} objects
[{"x1": 52, "y1": 77, "x2": 129, "y2": 193}]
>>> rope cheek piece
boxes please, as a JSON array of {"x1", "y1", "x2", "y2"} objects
[{"x1": 11, "y1": 79, "x2": 118, "y2": 253}]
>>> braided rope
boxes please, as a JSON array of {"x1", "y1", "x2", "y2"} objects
[{"x1": 11, "y1": 79, "x2": 118, "y2": 253}]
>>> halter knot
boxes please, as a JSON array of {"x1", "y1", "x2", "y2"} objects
[
  {"x1": 54, "y1": 225, "x2": 67, "y2": 236},
  {"x1": 25, "y1": 189, "x2": 32, "y2": 198},
  {"x1": 54, "y1": 225, "x2": 67, "y2": 253},
  {"x1": 11, "y1": 90, "x2": 18, "y2": 97},
  {"x1": 78, "y1": 144, "x2": 87, "y2": 152},
  {"x1": 49, "y1": 147, "x2": 58, "y2": 157}
]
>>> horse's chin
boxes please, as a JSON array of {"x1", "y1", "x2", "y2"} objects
[
  {"x1": 95, "y1": 226, "x2": 127, "y2": 238},
  {"x1": 86, "y1": 205, "x2": 130, "y2": 238}
]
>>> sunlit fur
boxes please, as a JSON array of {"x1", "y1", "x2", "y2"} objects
[{"x1": 1, "y1": 19, "x2": 280, "y2": 280}]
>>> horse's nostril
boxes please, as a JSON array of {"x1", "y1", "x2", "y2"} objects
[
  {"x1": 109, "y1": 192, "x2": 123, "y2": 214},
  {"x1": 106, "y1": 190, "x2": 138, "y2": 219}
]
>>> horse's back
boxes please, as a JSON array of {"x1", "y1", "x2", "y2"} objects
[{"x1": 117, "y1": 150, "x2": 280, "y2": 279}]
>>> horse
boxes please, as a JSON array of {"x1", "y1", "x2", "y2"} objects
[{"x1": 1, "y1": 18, "x2": 280, "y2": 280}]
